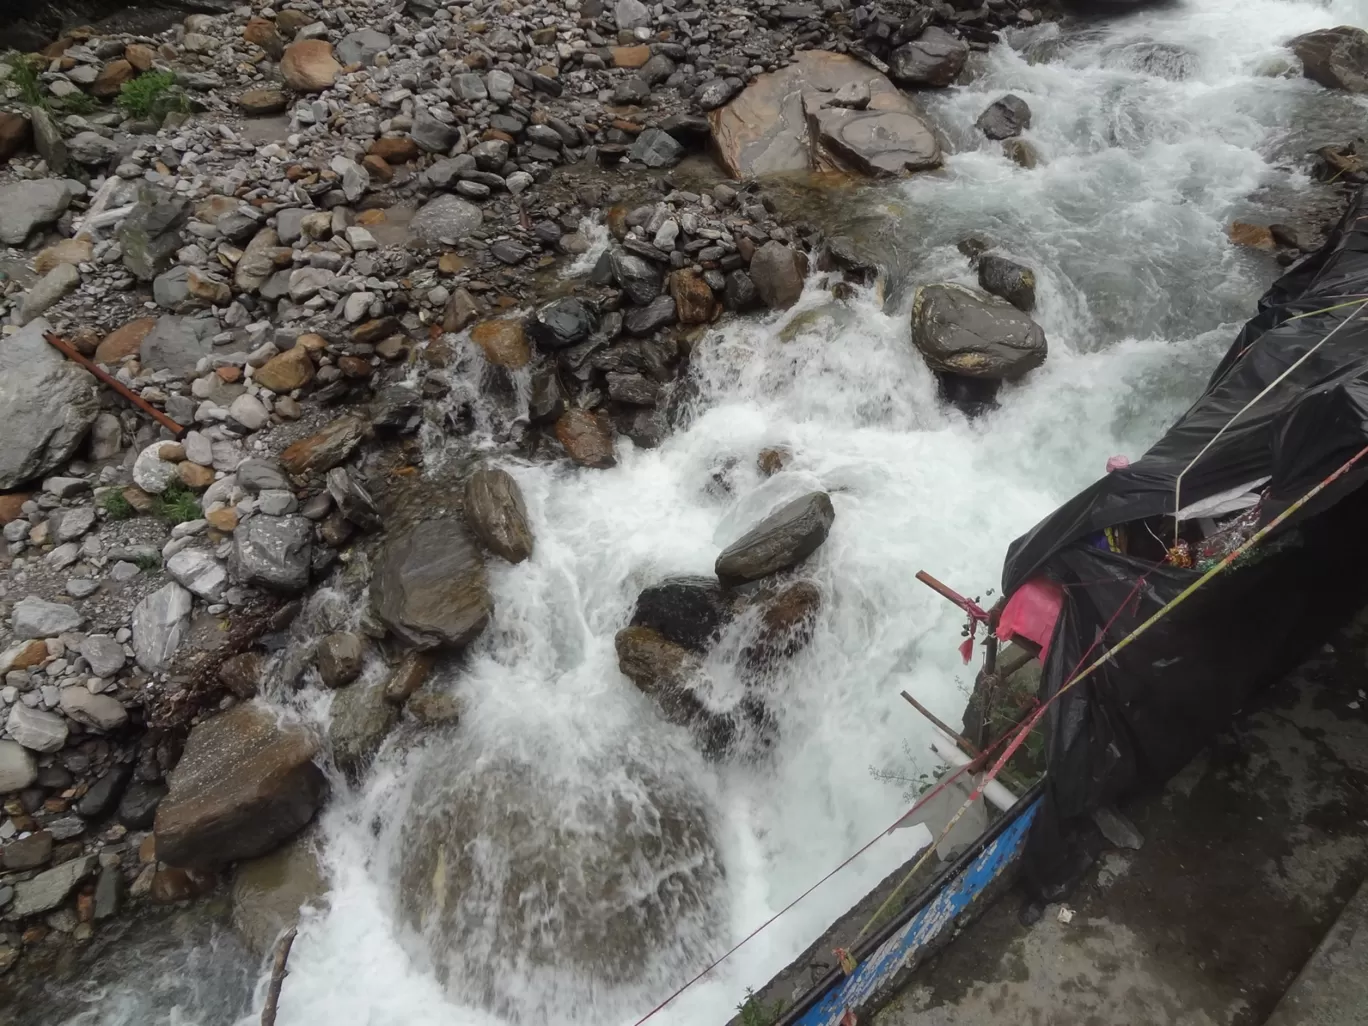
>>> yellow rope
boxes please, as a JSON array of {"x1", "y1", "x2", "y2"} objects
[{"x1": 856, "y1": 441, "x2": 1368, "y2": 943}]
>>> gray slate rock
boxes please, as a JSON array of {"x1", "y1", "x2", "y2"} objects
[
  {"x1": 8, "y1": 856, "x2": 96, "y2": 918},
  {"x1": 7, "y1": 704, "x2": 69, "y2": 753},
  {"x1": 336, "y1": 28, "x2": 390, "y2": 66},
  {"x1": 715, "y1": 491, "x2": 836, "y2": 587},
  {"x1": 232, "y1": 515, "x2": 313, "y2": 592},
  {"x1": 132, "y1": 582, "x2": 193, "y2": 672},
  {"x1": 911, "y1": 282, "x2": 1048, "y2": 379},
  {"x1": 410, "y1": 194, "x2": 483, "y2": 247},
  {"x1": 316, "y1": 632, "x2": 364, "y2": 688},
  {"x1": 167, "y1": 547, "x2": 228, "y2": 601},
  {"x1": 328, "y1": 675, "x2": 397, "y2": 775},
  {"x1": 140, "y1": 314, "x2": 218, "y2": 376},
  {"x1": 236, "y1": 459, "x2": 291, "y2": 493},
  {"x1": 20, "y1": 263, "x2": 81, "y2": 326},
  {"x1": 748, "y1": 242, "x2": 809, "y2": 310},
  {"x1": 975, "y1": 94, "x2": 1031, "y2": 140},
  {"x1": 12, "y1": 595, "x2": 85, "y2": 638},
  {"x1": 116, "y1": 186, "x2": 192, "y2": 281},
  {"x1": 0, "y1": 179, "x2": 72, "y2": 246},
  {"x1": 977, "y1": 254, "x2": 1036, "y2": 312},
  {"x1": 629, "y1": 128, "x2": 685, "y2": 168},
  {"x1": 889, "y1": 27, "x2": 969, "y2": 87},
  {"x1": 79, "y1": 636, "x2": 127, "y2": 678},
  {"x1": 0, "y1": 741, "x2": 37, "y2": 792},
  {"x1": 411, "y1": 111, "x2": 461, "y2": 154},
  {"x1": 370, "y1": 519, "x2": 491, "y2": 650},
  {"x1": 0, "y1": 318, "x2": 99, "y2": 490}
]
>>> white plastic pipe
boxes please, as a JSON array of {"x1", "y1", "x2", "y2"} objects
[{"x1": 930, "y1": 735, "x2": 1019, "y2": 814}]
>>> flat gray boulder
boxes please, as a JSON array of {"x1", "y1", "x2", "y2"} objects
[
  {"x1": 911, "y1": 283, "x2": 1048, "y2": 379},
  {"x1": 232, "y1": 515, "x2": 313, "y2": 592},
  {"x1": 715, "y1": 491, "x2": 835, "y2": 587},
  {"x1": 370, "y1": 519, "x2": 491, "y2": 649},
  {"x1": 140, "y1": 314, "x2": 219, "y2": 376},
  {"x1": 410, "y1": 194, "x2": 483, "y2": 248},
  {"x1": 0, "y1": 180, "x2": 72, "y2": 246},
  {"x1": 12, "y1": 595, "x2": 85, "y2": 638},
  {"x1": 0, "y1": 318, "x2": 99, "y2": 490},
  {"x1": 132, "y1": 582, "x2": 192, "y2": 672}
]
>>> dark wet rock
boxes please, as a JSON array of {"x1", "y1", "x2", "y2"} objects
[
  {"x1": 724, "y1": 270, "x2": 761, "y2": 311},
  {"x1": 746, "y1": 579, "x2": 823, "y2": 661},
  {"x1": 631, "y1": 577, "x2": 734, "y2": 653},
  {"x1": 280, "y1": 415, "x2": 368, "y2": 475},
  {"x1": 118, "y1": 781, "x2": 167, "y2": 829},
  {"x1": 715, "y1": 491, "x2": 836, "y2": 588},
  {"x1": 154, "y1": 702, "x2": 325, "y2": 869},
  {"x1": 911, "y1": 283, "x2": 1048, "y2": 379},
  {"x1": 329, "y1": 675, "x2": 397, "y2": 775},
  {"x1": 608, "y1": 371, "x2": 662, "y2": 405},
  {"x1": 232, "y1": 515, "x2": 313, "y2": 592},
  {"x1": 624, "y1": 294, "x2": 677, "y2": 335},
  {"x1": 976, "y1": 254, "x2": 1036, "y2": 312},
  {"x1": 611, "y1": 249, "x2": 662, "y2": 306},
  {"x1": 696, "y1": 77, "x2": 744, "y2": 111},
  {"x1": 629, "y1": 128, "x2": 685, "y2": 168},
  {"x1": 1291, "y1": 25, "x2": 1368, "y2": 93},
  {"x1": 75, "y1": 763, "x2": 133, "y2": 819},
  {"x1": 529, "y1": 367, "x2": 568, "y2": 425},
  {"x1": 710, "y1": 51, "x2": 939, "y2": 178},
  {"x1": 975, "y1": 94, "x2": 1031, "y2": 139},
  {"x1": 748, "y1": 242, "x2": 809, "y2": 309},
  {"x1": 384, "y1": 652, "x2": 433, "y2": 704},
  {"x1": 555, "y1": 409, "x2": 616, "y2": 468},
  {"x1": 464, "y1": 467, "x2": 533, "y2": 564},
  {"x1": 371, "y1": 385, "x2": 423, "y2": 433},
  {"x1": 9, "y1": 856, "x2": 96, "y2": 918},
  {"x1": 370, "y1": 519, "x2": 491, "y2": 651},
  {"x1": 889, "y1": 27, "x2": 969, "y2": 87},
  {"x1": 316, "y1": 632, "x2": 365, "y2": 688},
  {"x1": 231, "y1": 838, "x2": 325, "y2": 956},
  {"x1": 527, "y1": 298, "x2": 596, "y2": 350},
  {"x1": 326, "y1": 466, "x2": 381, "y2": 531}
]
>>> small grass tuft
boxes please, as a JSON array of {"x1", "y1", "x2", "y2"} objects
[
  {"x1": 99, "y1": 489, "x2": 136, "y2": 520},
  {"x1": 5, "y1": 54, "x2": 45, "y2": 108},
  {"x1": 133, "y1": 552, "x2": 162, "y2": 572},
  {"x1": 52, "y1": 91, "x2": 99, "y2": 115},
  {"x1": 117, "y1": 71, "x2": 189, "y2": 121},
  {"x1": 154, "y1": 481, "x2": 202, "y2": 525},
  {"x1": 736, "y1": 989, "x2": 784, "y2": 1026}
]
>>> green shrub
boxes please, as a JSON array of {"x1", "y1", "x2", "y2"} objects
[
  {"x1": 4, "y1": 55, "x2": 45, "y2": 108},
  {"x1": 736, "y1": 989, "x2": 784, "y2": 1026},
  {"x1": 99, "y1": 489, "x2": 136, "y2": 520},
  {"x1": 154, "y1": 481, "x2": 201, "y2": 525},
  {"x1": 117, "y1": 71, "x2": 189, "y2": 121}
]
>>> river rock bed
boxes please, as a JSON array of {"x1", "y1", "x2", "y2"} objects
[{"x1": 0, "y1": 0, "x2": 1362, "y2": 999}]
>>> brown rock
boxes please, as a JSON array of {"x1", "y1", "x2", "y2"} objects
[
  {"x1": 710, "y1": 51, "x2": 940, "y2": 179},
  {"x1": 124, "y1": 43, "x2": 156, "y2": 71},
  {"x1": 159, "y1": 442, "x2": 185, "y2": 463},
  {"x1": 153, "y1": 701, "x2": 326, "y2": 869},
  {"x1": 187, "y1": 267, "x2": 231, "y2": 306},
  {"x1": 383, "y1": 652, "x2": 433, "y2": 704},
  {"x1": 122, "y1": 486, "x2": 156, "y2": 513},
  {"x1": 670, "y1": 269, "x2": 718, "y2": 324},
  {"x1": 94, "y1": 317, "x2": 156, "y2": 365},
  {"x1": 217, "y1": 365, "x2": 242, "y2": 383},
  {"x1": 338, "y1": 355, "x2": 372, "y2": 379},
  {"x1": 34, "y1": 238, "x2": 92, "y2": 275},
  {"x1": 0, "y1": 112, "x2": 32, "y2": 163},
  {"x1": 295, "y1": 333, "x2": 329, "y2": 352},
  {"x1": 281, "y1": 40, "x2": 341, "y2": 93},
  {"x1": 254, "y1": 346, "x2": 315, "y2": 393},
  {"x1": 443, "y1": 288, "x2": 480, "y2": 332},
  {"x1": 0, "y1": 494, "x2": 31, "y2": 525},
  {"x1": 352, "y1": 318, "x2": 401, "y2": 345},
  {"x1": 177, "y1": 462, "x2": 214, "y2": 490},
  {"x1": 369, "y1": 136, "x2": 421, "y2": 164},
  {"x1": 748, "y1": 242, "x2": 809, "y2": 309},
  {"x1": 2, "y1": 830, "x2": 52, "y2": 871},
  {"x1": 1229, "y1": 222, "x2": 1276, "y2": 251},
  {"x1": 613, "y1": 626, "x2": 713, "y2": 728},
  {"x1": 751, "y1": 580, "x2": 822, "y2": 659},
  {"x1": 150, "y1": 866, "x2": 216, "y2": 903},
  {"x1": 217, "y1": 651, "x2": 262, "y2": 698},
  {"x1": 91, "y1": 60, "x2": 135, "y2": 99},
  {"x1": 470, "y1": 319, "x2": 531, "y2": 369},
  {"x1": 464, "y1": 467, "x2": 533, "y2": 563},
  {"x1": 370, "y1": 519, "x2": 491, "y2": 650},
  {"x1": 362, "y1": 154, "x2": 393, "y2": 181},
  {"x1": 243, "y1": 17, "x2": 285, "y2": 59},
  {"x1": 231, "y1": 839, "x2": 325, "y2": 956},
  {"x1": 238, "y1": 89, "x2": 289, "y2": 116},
  {"x1": 275, "y1": 10, "x2": 312, "y2": 37},
  {"x1": 613, "y1": 45, "x2": 651, "y2": 68},
  {"x1": 280, "y1": 415, "x2": 368, "y2": 475},
  {"x1": 356, "y1": 209, "x2": 387, "y2": 227},
  {"x1": 207, "y1": 507, "x2": 240, "y2": 533},
  {"x1": 406, "y1": 687, "x2": 462, "y2": 726},
  {"x1": 555, "y1": 409, "x2": 616, "y2": 468},
  {"x1": 438, "y1": 252, "x2": 469, "y2": 274},
  {"x1": 10, "y1": 639, "x2": 49, "y2": 670},
  {"x1": 316, "y1": 632, "x2": 364, "y2": 688},
  {"x1": 757, "y1": 446, "x2": 790, "y2": 476}
]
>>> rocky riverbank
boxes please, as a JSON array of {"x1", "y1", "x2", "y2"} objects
[{"x1": 0, "y1": 0, "x2": 1364, "y2": 1001}]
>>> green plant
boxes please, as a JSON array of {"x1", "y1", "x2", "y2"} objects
[
  {"x1": 99, "y1": 489, "x2": 136, "y2": 520},
  {"x1": 5, "y1": 54, "x2": 45, "y2": 108},
  {"x1": 52, "y1": 91, "x2": 99, "y2": 115},
  {"x1": 134, "y1": 553, "x2": 162, "y2": 572},
  {"x1": 117, "y1": 71, "x2": 189, "y2": 121},
  {"x1": 154, "y1": 481, "x2": 201, "y2": 525},
  {"x1": 736, "y1": 988, "x2": 783, "y2": 1026}
]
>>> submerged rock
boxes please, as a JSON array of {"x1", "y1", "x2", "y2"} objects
[
  {"x1": 154, "y1": 702, "x2": 326, "y2": 869},
  {"x1": 370, "y1": 519, "x2": 492, "y2": 650},
  {"x1": 231, "y1": 837, "x2": 326, "y2": 955},
  {"x1": 910, "y1": 283, "x2": 1048, "y2": 379},
  {"x1": 976, "y1": 254, "x2": 1037, "y2": 312},
  {"x1": 715, "y1": 492, "x2": 836, "y2": 588},
  {"x1": 329, "y1": 675, "x2": 398, "y2": 774},
  {"x1": 975, "y1": 94, "x2": 1032, "y2": 140},
  {"x1": 396, "y1": 744, "x2": 724, "y2": 1011}
]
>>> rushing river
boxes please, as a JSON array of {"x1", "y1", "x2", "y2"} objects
[{"x1": 48, "y1": 0, "x2": 1368, "y2": 1023}]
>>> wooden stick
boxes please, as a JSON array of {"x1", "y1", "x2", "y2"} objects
[
  {"x1": 261, "y1": 927, "x2": 298, "y2": 1026},
  {"x1": 43, "y1": 331, "x2": 187, "y2": 439},
  {"x1": 914, "y1": 571, "x2": 990, "y2": 622},
  {"x1": 900, "y1": 690, "x2": 977, "y2": 756}
]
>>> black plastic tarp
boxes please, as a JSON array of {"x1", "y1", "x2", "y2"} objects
[{"x1": 1001, "y1": 190, "x2": 1368, "y2": 888}]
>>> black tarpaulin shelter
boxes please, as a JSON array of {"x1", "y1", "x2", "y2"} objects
[{"x1": 1001, "y1": 189, "x2": 1368, "y2": 889}]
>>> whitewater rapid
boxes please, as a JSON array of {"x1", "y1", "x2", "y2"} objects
[{"x1": 60, "y1": 0, "x2": 1368, "y2": 1024}]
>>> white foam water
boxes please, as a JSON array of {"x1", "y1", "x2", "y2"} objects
[{"x1": 55, "y1": 1, "x2": 1368, "y2": 1024}]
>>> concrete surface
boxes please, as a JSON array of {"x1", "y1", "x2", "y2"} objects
[
  {"x1": 1264, "y1": 878, "x2": 1368, "y2": 1026},
  {"x1": 869, "y1": 637, "x2": 1368, "y2": 1026}
]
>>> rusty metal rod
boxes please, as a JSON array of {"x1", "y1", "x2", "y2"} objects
[
  {"x1": 914, "y1": 570, "x2": 990, "y2": 623},
  {"x1": 44, "y1": 331, "x2": 186, "y2": 439},
  {"x1": 899, "y1": 690, "x2": 978, "y2": 756}
]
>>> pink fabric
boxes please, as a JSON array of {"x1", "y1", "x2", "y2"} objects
[
  {"x1": 1106, "y1": 455, "x2": 1130, "y2": 473},
  {"x1": 997, "y1": 577, "x2": 1064, "y2": 663}
]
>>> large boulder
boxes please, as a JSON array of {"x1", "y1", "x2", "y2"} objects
[
  {"x1": 1291, "y1": 26, "x2": 1368, "y2": 93},
  {"x1": 140, "y1": 314, "x2": 219, "y2": 376},
  {"x1": 370, "y1": 519, "x2": 491, "y2": 650},
  {"x1": 975, "y1": 94, "x2": 1032, "y2": 140},
  {"x1": 0, "y1": 319, "x2": 99, "y2": 490},
  {"x1": 463, "y1": 467, "x2": 534, "y2": 564},
  {"x1": 154, "y1": 702, "x2": 325, "y2": 869},
  {"x1": 748, "y1": 242, "x2": 809, "y2": 310},
  {"x1": 910, "y1": 283, "x2": 1048, "y2": 379},
  {"x1": 12, "y1": 595, "x2": 85, "y2": 638},
  {"x1": 715, "y1": 492, "x2": 836, "y2": 588},
  {"x1": 630, "y1": 577, "x2": 735, "y2": 653},
  {"x1": 396, "y1": 743, "x2": 723, "y2": 1008},
  {"x1": 889, "y1": 27, "x2": 969, "y2": 87},
  {"x1": 710, "y1": 50, "x2": 941, "y2": 178},
  {"x1": 281, "y1": 39, "x2": 341, "y2": 92},
  {"x1": 0, "y1": 180, "x2": 72, "y2": 246}
]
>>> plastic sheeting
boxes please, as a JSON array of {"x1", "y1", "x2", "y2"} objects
[{"x1": 1000, "y1": 190, "x2": 1368, "y2": 889}]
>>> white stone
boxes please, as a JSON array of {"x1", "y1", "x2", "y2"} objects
[
  {"x1": 59, "y1": 687, "x2": 128, "y2": 731},
  {"x1": 6, "y1": 703, "x2": 68, "y2": 753},
  {"x1": 131, "y1": 582, "x2": 192, "y2": 673},
  {"x1": 166, "y1": 547, "x2": 228, "y2": 601},
  {"x1": 132, "y1": 441, "x2": 182, "y2": 494},
  {"x1": 229, "y1": 394, "x2": 269, "y2": 431},
  {"x1": 0, "y1": 740, "x2": 37, "y2": 791}
]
